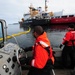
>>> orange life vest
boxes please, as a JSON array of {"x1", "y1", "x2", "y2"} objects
[
  {"x1": 31, "y1": 32, "x2": 54, "y2": 69},
  {"x1": 62, "y1": 30, "x2": 75, "y2": 46}
]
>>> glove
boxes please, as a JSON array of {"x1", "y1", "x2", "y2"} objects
[
  {"x1": 19, "y1": 57, "x2": 26, "y2": 65},
  {"x1": 63, "y1": 41, "x2": 68, "y2": 45},
  {"x1": 59, "y1": 44, "x2": 63, "y2": 48},
  {"x1": 19, "y1": 57, "x2": 32, "y2": 65},
  {"x1": 22, "y1": 47, "x2": 32, "y2": 52}
]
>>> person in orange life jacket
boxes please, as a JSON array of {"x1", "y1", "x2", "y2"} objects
[
  {"x1": 19, "y1": 26, "x2": 55, "y2": 75},
  {"x1": 60, "y1": 24, "x2": 75, "y2": 69}
]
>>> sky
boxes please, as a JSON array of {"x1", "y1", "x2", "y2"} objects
[{"x1": 0, "y1": 0, "x2": 75, "y2": 24}]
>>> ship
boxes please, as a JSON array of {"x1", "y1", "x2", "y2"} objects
[
  {"x1": 19, "y1": 0, "x2": 75, "y2": 27},
  {"x1": 19, "y1": 0, "x2": 62, "y2": 26}
]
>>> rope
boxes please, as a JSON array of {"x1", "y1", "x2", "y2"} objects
[{"x1": 0, "y1": 27, "x2": 31, "y2": 41}]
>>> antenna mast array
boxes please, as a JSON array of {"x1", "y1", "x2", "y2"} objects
[{"x1": 45, "y1": 0, "x2": 48, "y2": 12}]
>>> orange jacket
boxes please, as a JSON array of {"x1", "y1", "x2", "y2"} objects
[
  {"x1": 62, "y1": 30, "x2": 75, "y2": 46},
  {"x1": 31, "y1": 32, "x2": 54, "y2": 69}
]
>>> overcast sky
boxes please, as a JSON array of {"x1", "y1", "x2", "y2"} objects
[{"x1": 0, "y1": 0, "x2": 75, "y2": 24}]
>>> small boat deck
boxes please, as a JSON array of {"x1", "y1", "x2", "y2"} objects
[
  {"x1": 21, "y1": 47, "x2": 75, "y2": 75},
  {"x1": 54, "y1": 69, "x2": 72, "y2": 75},
  {"x1": 22, "y1": 69, "x2": 73, "y2": 75}
]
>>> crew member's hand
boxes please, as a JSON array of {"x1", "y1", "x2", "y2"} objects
[
  {"x1": 59, "y1": 44, "x2": 63, "y2": 48},
  {"x1": 22, "y1": 47, "x2": 32, "y2": 52},
  {"x1": 19, "y1": 57, "x2": 32, "y2": 65},
  {"x1": 19, "y1": 57, "x2": 26, "y2": 65}
]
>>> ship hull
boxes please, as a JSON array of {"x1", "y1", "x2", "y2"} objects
[
  {"x1": 20, "y1": 15, "x2": 75, "y2": 28},
  {"x1": 19, "y1": 19, "x2": 50, "y2": 26},
  {"x1": 50, "y1": 15, "x2": 75, "y2": 24}
]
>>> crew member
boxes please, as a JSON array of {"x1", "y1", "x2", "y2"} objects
[
  {"x1": 19, "y1": 26, "x2": 55, "y2": 75},
  {"x1": 60, "y1": 24, "x2": 75, "y2": 69}
]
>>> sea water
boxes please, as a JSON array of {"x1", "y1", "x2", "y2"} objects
[{"x1": 7, "y1": 23, "x2": 67, "y2": 48}]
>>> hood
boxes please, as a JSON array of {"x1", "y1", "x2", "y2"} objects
[{"x1": 35, "y1": 32, "x2": 50, "y2": 45}]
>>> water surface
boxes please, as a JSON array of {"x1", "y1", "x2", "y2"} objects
[{"x1": 7, "y1": 24, "x2": 67, "y2": 48}]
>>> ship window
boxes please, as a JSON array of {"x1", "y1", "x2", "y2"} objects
[
  {"x1": 61, "y1": 16, "x2": 67, "y2": 18},
  {"x1": 51, "y1": 16, "x2": 54, "y2": 19},
  {"x1": 69, "y1": 15, "x2": 74, "y2": 17},
  {"x1": 57, "y1": 16, "x2": 60, "y2": 18},
  {"x1": 55, "y1": 16, "x2": 60, "y2": 18},
  {"x1": 0, "y1": 23, "x2": 2, "y2": 38},
  {"x1": 0, "y1": 21, "x2": 4, "y2": 48}
]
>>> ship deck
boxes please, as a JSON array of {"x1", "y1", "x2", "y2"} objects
[{"x1": 21, "y1": 48, "x2": 75, "y2": 75}]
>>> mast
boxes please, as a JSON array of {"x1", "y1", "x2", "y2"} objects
[
  {"x1": 45, "y1": 0, "x2": 48, "y2": 12},
  {"x1": 29, "y1": 4, "x2": 33, "y2": 16}
]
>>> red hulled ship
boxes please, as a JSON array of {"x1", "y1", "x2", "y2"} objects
[
  {"x1": 19, "y1": 0, "x2": 75, "y2": 28},
  {"x1": 50, "y1": 15, "x2": 75, "y2": 24}
]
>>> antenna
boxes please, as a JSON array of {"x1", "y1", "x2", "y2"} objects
[{"x1": 45, "y1": 0, "x2": 48, "y2": 12}]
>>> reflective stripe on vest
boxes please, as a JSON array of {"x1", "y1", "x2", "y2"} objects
[
  {"x1": 31, "y1": 59, "x2": 35, "y2": 67},
  {"x1": 39, "y1": 41, "x2": 49, "y2": 47},
  {"x1": 39, "y1": 41, "x2": 55, "y2": 64}
]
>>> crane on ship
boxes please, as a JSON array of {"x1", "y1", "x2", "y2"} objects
[{"x1": 26, "y1": 0, "x2": 54, "y2": 19}]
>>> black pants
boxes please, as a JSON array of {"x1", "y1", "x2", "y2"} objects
[
  {"x1": 27, "y1": 60, "x2": 54, "y2": 75},
  {"x1": 61, "y1": 46, "x2": 75, "y2": 68},
  {"x1": 27, "y1": 67, "x2": 53, "y2": 75}
]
